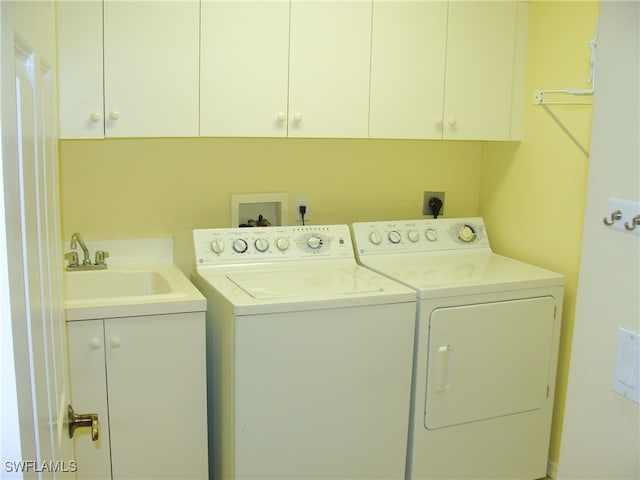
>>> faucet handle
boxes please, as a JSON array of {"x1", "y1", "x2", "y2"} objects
[
  {"x1": 64, "y1": 251, "x2": 79, "y2": 268},
  {"x1": 95, "y1": 250, "x2": 109, "y2": 266}
]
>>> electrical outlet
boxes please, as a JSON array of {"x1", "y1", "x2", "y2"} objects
[
  {"x1": 423, "y1": 191, "x2": 445, "y2": 217},
  {"x1": 294, "y1": 195, "x2": 309, "y2": 223}
]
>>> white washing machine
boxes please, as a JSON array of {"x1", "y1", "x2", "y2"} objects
[
  {"x1": 351, "y1": 218, "x2": 564, "y2": 480},
  {"x1": 191, "y1": 225, "x2": 416, "y2": 480}
]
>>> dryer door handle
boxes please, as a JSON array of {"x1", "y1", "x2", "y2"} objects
[{"x1": 434, "y1": 345, "x2": 452, "y2": 392}]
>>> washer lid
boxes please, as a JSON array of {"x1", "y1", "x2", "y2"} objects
[{"x1": 227, "y1": 268, "x2": 382, "y2": 299}]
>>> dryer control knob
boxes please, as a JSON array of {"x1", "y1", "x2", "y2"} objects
[
  {"x1": 407, "y1": 230, "x2": 420, "y2": 242},
  {"x1": 307, "y1": 235, "x2": 322, "y2": 249},
  {"x1": 426, "y1": 228, "x2": 438, "y2": 242},
  {"x1": 233, "y1": 238, "x2": 248, "y2": 253},
  {"x1": 369, "y1": 231, "x2": 383, "y2": 245},
  {"x1": 388, "y1": 230, "x2": 402, "y2": 244},
  {"x1": 254, "y1": 238, "x2": 269, "y2": 252},
  {"x1": 210, "y1": 239, "x2": 225, "y2": 254},
  {"x1": 458, "y1": 224, "x2": 477, "y2": 243},
  {"x1": 276, "y1": 237, "x2": 290, "y2": 251}
]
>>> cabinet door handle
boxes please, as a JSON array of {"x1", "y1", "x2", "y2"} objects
[
  {"x1": 110, "y1": 336, "x2": 121, "y2": 348},
  {"x1": 68, "y1": 404, "x2": 99, "y2": 441},
  {"x1": 89, "y1": 338, "x2": 101, "y2": 350}
]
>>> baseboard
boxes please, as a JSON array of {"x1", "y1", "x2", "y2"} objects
[{"x1": 547, "y1": 459, "x2": 558, "y2": 479}]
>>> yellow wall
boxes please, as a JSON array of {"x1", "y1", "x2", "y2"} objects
[
  {"x1": 59, "y1": 138, "x2": 482, "y2": 272},
  {"x1": 479, "y1": 0, "x2": 599, "y2": 468}
]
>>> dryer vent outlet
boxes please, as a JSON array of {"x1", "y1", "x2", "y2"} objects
[{"x1": 423, "y1": 191, "x2": 445, "y2": 218}]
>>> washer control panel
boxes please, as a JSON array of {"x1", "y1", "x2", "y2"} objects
[
  {"x1": 194, "y1": 225, "x2": 354, "y2": 265},
  {"x1": 352, "y1": 218, "x2": 490, "y2": 256}
]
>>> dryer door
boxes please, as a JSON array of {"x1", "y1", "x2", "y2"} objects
[{"x1": 424, "y1": 296, "x2": 556, "y2": 430}]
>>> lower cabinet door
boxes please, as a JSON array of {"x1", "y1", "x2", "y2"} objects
[
  {"x1": 105, "y1": 313, "x2": 208, "y2": 479},
  {"x1": 67, "y1": 320, "x2": 112, "y2": 479}
]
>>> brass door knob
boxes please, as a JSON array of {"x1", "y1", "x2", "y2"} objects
[{"x1": 68, "y1": 404, "x2": 99, "y2": 441}]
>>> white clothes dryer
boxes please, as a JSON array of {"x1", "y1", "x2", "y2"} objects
[
  {"x1": 191, "y1": 225, "x2": 416, "y2": 480},
  {"x1": 351, "y1": 218, "x2": 564, "y2": 480}
]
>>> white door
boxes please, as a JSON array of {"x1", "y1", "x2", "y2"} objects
[
  {"x1": 1, "y1": 1, "x2": 74, "y2": 476},
  {"x1": 558, "y1": 3, "x2": 640, "y2": 478}
]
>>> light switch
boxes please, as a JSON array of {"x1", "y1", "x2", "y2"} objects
[{"x1": 613, "y1": 327, "x2": 640, "y2": 404}]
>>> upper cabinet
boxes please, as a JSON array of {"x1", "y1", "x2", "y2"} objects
[
  {"x1": 57, "y1": 0, "x2": 200, "y2": 139},
  {"x1": 57, "y1": 0, "x2": 104, "y2": 139},
  {"x1": 287, "y1": 0, "x2": 372, "y2": 138},
  {"x1": 369, "y1": 1, "x2": 448, "y2": 139},
  {"x1": 200, "y1": 1, "x2": 290, "y2": 137},
  {"x1": 442, "y1": 1, "x2": 527, "y2": 141},
  {"x1": 58, "y1": 0, "x2": 527, "y2": 140},
  {"x1": 200, "y1": 0, "x2": 372, "y2": 138},
  {"x1": 369, "y1": 0, "x2": 527, "y2": 141}
]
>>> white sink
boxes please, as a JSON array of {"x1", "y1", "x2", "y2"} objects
[
  {"x1": 64, "y1": 270, "x2": 172, "y2": 301},
  {"x1": 63, "y1": 262, "x2": 206, "y2": 321}
]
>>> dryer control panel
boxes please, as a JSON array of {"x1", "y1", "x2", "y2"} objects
[
  {"x1": 352, "y1": 217, "x2": 490, "y2": 256},
  {"x1": 194, "y1": 225, "x2": 354, "y2": 265}
]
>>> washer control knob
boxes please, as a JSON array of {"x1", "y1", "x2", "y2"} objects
[
  {"x1": 307, "y1": 235, "x2": 322, "y2": 250},
  {"x1": 210, "y1": 239, "x2": 225, "y2": 254},
  {"x1": 276, "y1": 237, "x2": 290, "y2": 251},
  {"x1": 232, "y1": 238, "x2": 248, "y2": 253},
  {"x1": 458, "y1": 224, "x2": 477, "y2": 243},
  {"x1": 407, "y1": 229, "x2": 420, "y2": 242},
  {"x1": 388, "y1": 230, "x2": 402, "y2": 244},
  {"x1": 254, "y1": 238, "x2": 269, "y2": 252},
  {"x1": 369, "y1": 231, "x2": 383, "y2": 245},
  {"x1": 426, "y1": 228, "x2": 438, "y2": 242}
]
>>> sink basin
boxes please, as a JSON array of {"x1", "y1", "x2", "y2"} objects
[
  {"x1": 62, "y1": 239, "x2": 206, "y2": 321},
  {"x1": 64, "y1": 270, "x2": 172, "y2": 301}
]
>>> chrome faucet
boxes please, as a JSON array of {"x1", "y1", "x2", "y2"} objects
[
  {"x1": 65, "y1": 233, "x2": 108, "y2": 271},
  {"x1": 70, "y1": 232, "x2": 91, "y2": 265}
]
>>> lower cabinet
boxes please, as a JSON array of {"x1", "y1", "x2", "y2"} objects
[{"x1": 67, "y1": 312, "x2": 208, "y2": 479}]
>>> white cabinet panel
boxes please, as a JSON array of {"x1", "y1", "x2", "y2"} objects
[
  {"x1": 103, "y1": 0, "x2": 200, "y2": 137},
  {"x1": 369, "y1": 0, "x2": 447, "y2": 139},
  {"x1": 57, "y1": 0, "x2": 199, "y2": 138},
  {"x1": 200, "y1": 1, "x2": 290, "y2": 137},
  {"x1": 67, "y1": 313, "x2": 208, "y2": 479},
  {"x1": 443, "y1": 1, "x2": 524, "y2": 140},
  {"x1": 105, "y1": 313, "x2": 208, "y2": 479},
  {"x1": 288, "y1": 0, "x2": 372, "y2": 138},
  {"x1": 369, "y1": 0, "x2": 526, "y2": 141},
  {"x1": 57, "y1": 0, "x2": 105, "y2": 139},
  {"x1": 67, "y1": 320, "x2": 112, "y2": 479}
]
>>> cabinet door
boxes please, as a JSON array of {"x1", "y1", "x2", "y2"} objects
[
  {"x1": 200, "y1": 0, "x2": 290, "y2": 137},
  {"x1": 57, "y1": 0, "x2": 104, "y2": 139},
  {"x1": 288, "y1": 0, "x2": 372, "y2": 138},
  {"x1": 67, "y1": 320, "x2": 112, "y2": 479},
  {"x1": 103, "y1": 0, "x2": 200, "y2": 137},
  {"x1": 105, "y1": 313, "x2": 208, "y2": 479},
  {"x1": 369, "y1": 0, "x2": 447, "y2": 139},
  {"x1": 442, "y1": 1, "x2": 523, "y2": 140}
]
